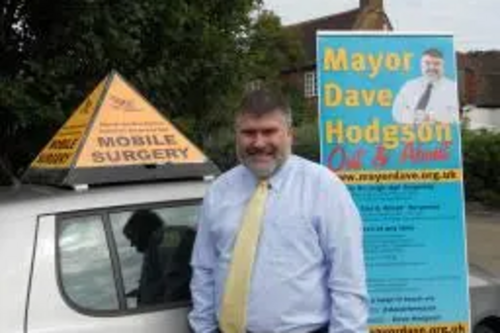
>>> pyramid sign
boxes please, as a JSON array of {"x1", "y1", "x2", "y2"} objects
[{"x1": 23, "y1": 71, "x2": 219, "y2": 186}]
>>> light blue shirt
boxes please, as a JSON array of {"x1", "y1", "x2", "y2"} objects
[
  {"x1": 392, "y1": 76, "x2": 459, "y2": 124},
  {"x1": 189, "y1": 155, "x2": 369, "y2": 333}
]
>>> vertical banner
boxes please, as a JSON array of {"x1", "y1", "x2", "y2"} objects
[{"x1": 317, "y1": 32, "x2": 469, "y2": 333}]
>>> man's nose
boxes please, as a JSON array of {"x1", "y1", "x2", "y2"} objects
[{"x1": 252, "y1": 133, "x2": 266, "y2": 147}]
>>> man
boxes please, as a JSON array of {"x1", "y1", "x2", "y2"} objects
[
  {"x1": 124, "y1": 210, "x2": 194, "y2": 305},
  {"x1": 392, "y1": 48, "x2": 459, "y2": 124},
  {"x1": 189, "y1": 89, "x2": 368, "y2": 333}
]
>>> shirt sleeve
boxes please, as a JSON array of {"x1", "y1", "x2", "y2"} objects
[
  {"x1": 434, "y1": 79, "x2": 459, "y2": 124},
  {"x1": 189, "y1": 189, "x2": 219, "y2": 333},
  {"x1": 392, "y1": 82, "x2": 415, "y2": 124},
  {"x1": 316, "y1": 175, "x2": 370, "y2": 333}
]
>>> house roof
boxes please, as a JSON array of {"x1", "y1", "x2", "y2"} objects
[
  {"x1": 286, "y1": 8, "x2": 361, "y2": 64},
  {"x1": 476, "y1": 74, "x2": 500, "y2": 107},
  {"x1": 458, "y1": 51, "x2": 500, "y2": 107}
]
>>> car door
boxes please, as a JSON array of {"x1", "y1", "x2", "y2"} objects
[{"x1": 27, "y1": 200, "x2": 200, "y2": 333}]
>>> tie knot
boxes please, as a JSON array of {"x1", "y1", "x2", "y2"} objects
[{"x1": 258, "y1": 180, "x2": 268, "y2": 190}]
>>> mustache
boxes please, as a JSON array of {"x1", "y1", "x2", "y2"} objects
[{"x1": 245, "y1": 147, "x2": 275, "y2": 155}]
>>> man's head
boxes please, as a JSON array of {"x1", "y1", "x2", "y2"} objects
[
  {"x1": 123, "y1": 210, "x2": 163, "y2": 253},
  {"x1": 421, "y1": 48, "x2": 445, "y2": 82},
  {"x1": 235, "y1": 88, "x2": 293, "y2": 179}
]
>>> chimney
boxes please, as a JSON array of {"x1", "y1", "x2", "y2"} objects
[
  {"x1": 360, "y1": 0, "x2": 383, "y2": 9},
  {"x1": 354, "y1": 0, "x2": 389, "y2": 30}
]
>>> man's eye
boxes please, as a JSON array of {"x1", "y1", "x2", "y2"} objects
[
  {"x1": 263, "y1": 129, "x2": 277, "y2": 136},
  {"x1": 240, "y1": 130, "x2": 256, "y2": 138}
]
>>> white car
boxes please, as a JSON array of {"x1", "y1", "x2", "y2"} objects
[
  {"x1": 0, "y1": 180, "x2": 208, "y2": 333},
  {"x1": 1, "y1": 181, "x2": 500, "y2": 333},
  {"x1": 469, "y1": 264, "x2": 500, "y2": 333}
]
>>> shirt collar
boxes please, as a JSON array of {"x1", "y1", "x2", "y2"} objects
[{"x1": 421, "y1": 76, "x2": 444, "y2": 87}]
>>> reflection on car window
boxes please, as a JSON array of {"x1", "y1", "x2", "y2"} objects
[
  {"x1": 111, "y1": 205, "x2": 198, "y2": 309},
  {"x1": 58, "y1": 215, "x2": 118, "y2": 311}
]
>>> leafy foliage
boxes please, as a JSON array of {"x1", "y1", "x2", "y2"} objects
[
  {"x1": 462, "y1": 129, "x2": 500, "y2": 207},
  {"x1": 0, "y1": 0, "x2": 260, "y2": 174},
  {"x1": 0, "y1": 2, "x2": 316, "y2": 184},
  {"x1": 246, "y1": 10, "x2": 304, "y2": 84},
  {"x1": 205, "y1": 10, "x2": 310, "y2": 171},
  {"x1": 293, "y1": 120, "x2": 320, "y2": 163},
  {"x1": 244, "y1": 10, "x2": 310, "y2": 126}
]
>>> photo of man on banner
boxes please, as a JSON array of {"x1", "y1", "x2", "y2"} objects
[{"x1": 392, "y1": 48, "x2": 459, "y2": 124}]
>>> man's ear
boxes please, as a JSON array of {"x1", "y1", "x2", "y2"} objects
[{"x1": 288, "y1": 126, "x2": 295, "y2": 141}]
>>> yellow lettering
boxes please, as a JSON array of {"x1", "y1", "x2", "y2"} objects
[
  {"x1": 435, "y1": 123, "x2": 452, "y2": 141},
  {"x1": 351, "y1": 53, "x2": 366, "y2": 72},
  {"x1": 324, "y1": 119, "x2": 452, "y2": 149},
  {"x1": 401, "y1": 124, "x2": 416, "y2": 142},
  {"x1": 324, "y1": 48, "x2": 348, "y2": 71},
  {"x1": 367, "y1": 53, "x2": 384, "y2": 78},
  {"x1": 323, "y1": 82, "x2": 394, "y2": 107},
  {"x1": 417, "y1": 124, "x2": 434, "y2": 143},
  {"x1": 346, "y1": 126, "x2": 363, "y2": 143},
  {"x1": 383, "y1": 125, "x2": 399, "y2": 149},
  {"x1": 385, "y1": 53, "x2": 401, "y2": 71},
  {"x1": 345, "y1": 90, "x2": 360, "y2": 107},
  {"x1": 326, "y1": 120, "x2": 343, "y2": 144},
  {"x1": 361, "y1": 90, "x2": 376, "y2": 105},
  {"x1": 324, "y1": 83, "x2": 343, "y2": 107},
  {"x1": 378, "y1": 90, "x2": 393, "y2": 107},
  {"x1": 323, "y1": 49, "x2": 414, "y2": 77},
  {"x1": 403, "y1": 52, "x2": 414, "y2": 72},
  {"x1": 366, "y1": 119, "x2": 381, "y2": 144}
]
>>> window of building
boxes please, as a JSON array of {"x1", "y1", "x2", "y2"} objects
[
  {"x1": 57, "y1": 203, "x2": 199, "y2": 313},
  {"x1": 246, "y1": 79, "x2": 263, "y2": 92},
  {"x1": 304, "y1": 71, "x2": 317, "y2": 98}
]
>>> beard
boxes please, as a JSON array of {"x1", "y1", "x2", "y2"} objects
[
  {"x1": 237, "y1": 144, "x2": 290, "y2": 179},
  {"x1": 424, "y1": 70, "x2": 442, "y2": 82}
]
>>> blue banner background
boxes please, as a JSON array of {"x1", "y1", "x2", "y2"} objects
[{"x1": 317, "y1": 33, "x2": 469, "y2": 327}]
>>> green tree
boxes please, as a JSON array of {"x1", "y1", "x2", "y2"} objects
[
  {"x1": 462, "y1": 129, "x2": 500, "y2": 207},
  {"x1": 202, "y1": 9, "x2": 310, "y2": 171},
  {"x1": 0, "y1": 0, "x2": 260, "y2": 175},
  {"x1": 244, "y1": 10, "x2": 319, "y2": 158},
  {"x1": 246, "y1": 10, "x2": 304, "y2": 85},
  {"x1": 245, "y1": 9, "x2": 309, "y2": 126}
]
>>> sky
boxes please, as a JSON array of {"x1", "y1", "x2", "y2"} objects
[{"x1": 263, "y1": 0, "x2": 499, "y2": 51}]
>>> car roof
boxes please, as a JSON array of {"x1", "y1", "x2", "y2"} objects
[
  {"x1": 0, "y1": 180, "x2": 210, "y2": 221},
  {"x1": 0, "y1": 184, "x2": 65, "y2": 204},
  {"x1": 0, "y1": 181, "x2": 201, "y2": 202}
]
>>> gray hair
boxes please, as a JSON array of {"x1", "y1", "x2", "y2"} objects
[
  {"x1": 236, "y1": 88, "x2": 292, "y2": 127},
  {"x1": 423, "y1": 48, "x2": 443, "y2": 59}
]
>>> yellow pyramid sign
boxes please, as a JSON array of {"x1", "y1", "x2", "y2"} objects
[
  {"x1": 31, "y1": 80, "x2": 106, "y2": 168},
  {"x1": 24, "y1": 72, "x2": 218, "y2": 186}
]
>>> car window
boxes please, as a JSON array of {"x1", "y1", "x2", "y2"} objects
[
  {"x1": 110, "y1": 205, "x2": 198, "y2": 309},
  {"x1": 58, "y1": 215, "x2": 119, "y2": 311},
  {"x1": 57, "y1": 203, "x2": 199, "y2": 314}
]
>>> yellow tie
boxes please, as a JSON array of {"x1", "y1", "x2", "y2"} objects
[{"x1": 219, "y1": 180, "x2": 269, "y2": 333}]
